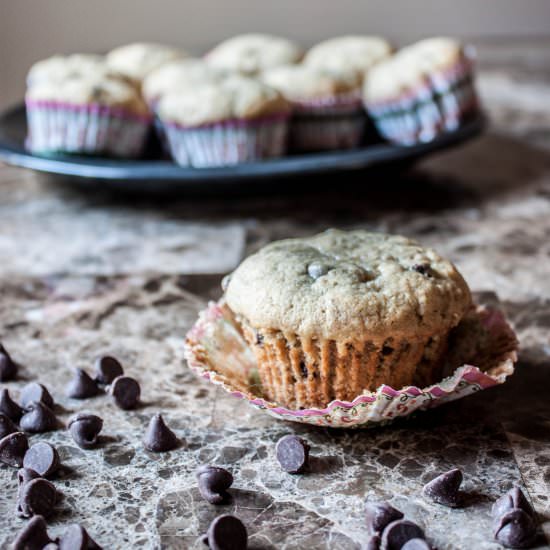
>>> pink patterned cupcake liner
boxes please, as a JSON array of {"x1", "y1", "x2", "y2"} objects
[
  {"x1": 25, "y1": 100, "x2": 152, "y2": 158},
  {"x1": 184, "y1": 301, "x2": 518, "y2": 428}
]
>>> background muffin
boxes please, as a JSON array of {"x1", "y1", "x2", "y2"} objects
[
  {"x1": 157, "y1": 75, "x2": 290, "y2": 167},
  {"x1": 26, "y1": 75, "x2": 151, "y2": 157},
  {"x1": 224, "y1": 229, "x2": 472, "y2": 409},
  {"x1": 205, "y1": 33, "x2": 302, "y2": 76},
  {"x1": 262, "y1": 64, "x2": 364, "y2": 151}
]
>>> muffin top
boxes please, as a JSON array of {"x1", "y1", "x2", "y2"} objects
[
  {"x1": 224, "y1": 229, "x2": 471, "y2": 341},
  {"x1": 26, "y1": 75, "x2": 150, "y2": 116},
  {"x1": 142, "y1": 58, "x2": 226, "y2": 104},
  {"x1": 261, "y1": 65, "x2": 361, "y2": 103},
  {"x1": 206, "y1": 33, "x2": 302, "y2": 75},
  {"x1": 303, "y1": 36, "x2": 392, "y2": 77},
  {"x1": 157, "y1": 75, "x2": 290, "y2": 127},
  {"x1": 106, "y1": 42, "x2": 188, "y2": 81}
]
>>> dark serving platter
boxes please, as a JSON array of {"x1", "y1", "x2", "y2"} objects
[{"x1": 0, "y1": 103, "x2": 485, "y2": 194}]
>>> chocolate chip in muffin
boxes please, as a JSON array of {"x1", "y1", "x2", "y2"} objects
[
  {"x1": 380, "y1": 520, "x2": 425, "y2": 550},
  {"x1": 94, "y1": 355, "x2": 124, "y2": 385},
  {"x1": 0, "y1": 343, "x2": 18, "y2": 381},
  {"x1": 492, "y1": 487, "x2": 535, "y2": 519},
  {"x1": 68, "y1": 413, "x2": 103, "y2": 449},
  {"x1": 411, "y1": 263, "x2": 433, "y2": 277},
  {"x1": 365, "y1": 501, "x2": 404, "y2": 535},
  {"x1": 12, "y1": 515, "x2": 53, "y2": 550},
  {"x1": 0, "y1": 431, "x2": 29, "y2": 467},
  {"x1": 143, "y1": 413, "x2": 178, "y2": 452},
  {"x1": 57, "y1": 523, "x2": 102, "y2": 550},
  {"x1": 20, "y1": 383, "x2": 54, "y2": 410},
  {"x1": 197, "y1": 465, "x2": 233, "y2": 504},
  {"x1": 0, "y1": 388, "x2": 24, "y2": 422},
  {"x1": 110, "y1": 375, "x2": 140, "y2": 410},
  {"x1": 422, "y1": 468, "x2": 463, "y2": 508},
  {"x1": 20, "y1": 402, "x2": 57, "y2": 433},
  {"x1": 0, "y1": 412, "x2": 19, "y2": 439},
  {"x1": 66, "y1": 368, "x2": 100, "y2": 399},
  {"x1": 206, "y1": 515, "x2": 247, "y2": 550},
  {"x1": 23, "y1": 442, "x2": 60, "y2": 477},
  {"x1": 494, "y1": 508, "x2": 537, "y2": 549},
  {"x1": 18, "y1": 468, "x2": 42, "y2": 486},
  {"x1": 276, "y1": 434, "x2": 310, "y2": 474},
  {"x1": 16, "y1": 478, "x2": 57, "y2": 518}
]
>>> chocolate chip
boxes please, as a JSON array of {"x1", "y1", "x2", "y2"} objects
[
  {"x1": 276, "y1": 434, "x2": 310, "y2": 474},
  {"x1": 493, "y1": 487, "x2": 535, "y2": 519},
  {"x1": 58, "y1": 524, "x2": 102, "y2": 550},
  {"x1": 494, "y1": 508, "x2": 537, "y2": 549},
  {"x1": 411, "y1": 263, "x2": 432, "y2": 276},
  {"x1": 20, "y1": 382, "x2": 54, "y2": 410},
  {"x1": 94, "y1": 355, "x2": 123, "y2": 385},
  {"x1": 380, "y1": 520, "x2": 425, "y2": 550},
  {"x1": 17, "y1": 477, "x2": 57, "y2": 518},
  {"x1": 23, "y1": 441, "x2": 60, "y2": 477},
  {"x1": 12, "y1": 515, "x2": 53, "y2": 550},
  {"x1": 0, "y1": 343, "x2": 18, "y2": 381},
  {"x1": 307, "y1": 262, "x2": 329, "y2": 279},
  {"x1": 197, "y1": 465, "x2": 233, "y2": 504},
  {"x1": 0, "y1": 412, "x2": 19, "y2": 438},
  {"x1": 109, "y1": 375, "x2": 140, "y2": 410},
  {"x1": 20, "y1": 402, "x2": 57, "y2": 433},
  {"x1": 365, "y1": 534, "x2": 381, "y2": 550},
  {"x1": 66, "y1": 368, "x2": 100, "y2": 399},
  {"x1": 206, "y1": 515, "x2": 247, "y2": 550},
  {"x1": 143, "y1": 413, "x2": 178, "y2": 452},
  {"x1": 365, "y1": 501, "x2": 404, "y2": 534},
  {"x1": 18, "y1": 468, "x2": 42, "y2": 486},
  {"x1": 0, "y1": 388, "x2": 24, "y2": 421},
  {"x1": 68, "y1": 413, "x2": 103, "y2": 449},
  {"x1": 402, "y1": 539, "x2": 432, "y2": 550},
  {"x1": 422, "y1": 468, "x2": 463, "y2": 507},
  {"x1": 0, "y1": 431, "x2": 29, "y2": 467}
]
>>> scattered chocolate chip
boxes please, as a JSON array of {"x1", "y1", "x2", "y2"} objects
[
  {"x1": 493, "y1": 487, "x2": 535, "y2": 519},
  {"x1": 365, "y1": 501, "x2": 404, "y2": 535},
  {"x1": 411, "y1": 263, "x2": 432, "y2": 276},
  {"x1": 402, "y1": 539, "x2": 432, "y2": 550},
  {"x1": 94, "y1": 355, "x2": 123, "y2": 385},
  {"x1": 0, "y1": 388, "x2": 24, "y2": 421},
  {"x1": 143, "y1": 413, "x2": 178, "y2": 452},
  {"x1": 0, "y1": 343, "x2": 18, "y2": 381},
  {"x1": 18, "y1": 468, "x2": 42, "y2": 486},
  {"x1": 68, "y1": 413, "x2": 103, "y2": 449},
  {"x1": 275, "y1": 434, "x2": 310, "y2": 474},
  {"x1": 197, "y1": 465, "x2": 233, "y2": 504},
  {"x1": 66, "y1": 368, "x2": 100, "y2": 399},
  {"x1": 307, "y1": 262, "x2": 330, "y2": 279},
  {"x1": 380, "y1": 520, "x2": 425, "y2": 550},
  {"x1": 0, "y1": 412, "x2": 19, "y2": 438},
  {"x1": 422, "y1": 468, "x2": 463, "y2": 507},
  {"x1": 20, "y1": 382, "x2": 54, "y2": 410},
  {"x1": 20, "y1": 402, "x2": 57, "y2": 433},
  {"x1": 12, "y1": 515, "x2": 53, "y2": 550},
  {"x1": 494, "y1": 508, "x2": 537, "y2": 549},
  {"x1": 206, "y1": 515, "x2": 247, "y2": 550},
  {"x1": 23, "y1": 441, "x2": 60, "y2": 477},
  {"x1": 0, "y1": 431, "x2": 29, "y2": 467},
  {"x1": 58, "y1": 523, "x2": 102, "y2": 550},
  {"x1": 254, "y1": 331, "x2": 264, "y2": 346},
  {"x1": 365, "y1": 534, "x2": 381, "y2": 550},
  {"x1": 16, "y1": 478, "x2": 57, "y2": 518},
  {"x1": 109, "y1": 375, "x2": 140, "y2": 410}
]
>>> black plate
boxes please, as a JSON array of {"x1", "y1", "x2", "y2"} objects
[{"x1": 0, "y1": 104, "x2": 485, "y2": 194}]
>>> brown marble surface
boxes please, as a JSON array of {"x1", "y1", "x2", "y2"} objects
[{"x1": 0, "y1": 40, "x2": 549, "y2": 549}]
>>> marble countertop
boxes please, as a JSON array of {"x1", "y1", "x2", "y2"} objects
[{"x1": 0, "y1": 39, "x2": 549, "y2": 549}]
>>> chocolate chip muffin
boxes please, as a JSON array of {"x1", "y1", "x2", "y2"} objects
[{"x1": 223, "y1": 229, "x2": 471, "y2": 409}]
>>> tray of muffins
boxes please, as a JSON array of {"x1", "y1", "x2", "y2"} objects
[{"x1": 0, "y1": 34, "x2": 484, "y2": 192}]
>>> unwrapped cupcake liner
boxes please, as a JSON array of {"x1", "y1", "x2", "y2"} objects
[
  {"x1": 26, "y1": 100, "x2": 152, "y2": 158},
  {"x1": 162, "y1": 114, "x2": 290, "y2": 168},
  {"x1": 365, "y1": 55, "x2": 478, "y2": 145},
  {"x1": 184, "y1": 300, "x2": 518, "y2": 428}
]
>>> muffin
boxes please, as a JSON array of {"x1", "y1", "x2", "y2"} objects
[
  {"x1": 223, "y1": 229, "x2": 472, "y2": 409},
  {"x1": 26, "y1": 75, "x2": 151, "y2": 158},
  {"x1": 303, "y1": 35, "x2": 392, "y2": 80},
  {"x1": 205, "y1": 33, "x2": 302, "y2": 76},
  {"x1": 106, "y1": 42, "x2": 189, "y2": 84},
  {"x1": 262, "y1": 65, "x2": 364, "y2": 152},
  {"x1": 363, "y1": 37, "x2": 478, "y2": 145},
  {"x1": 157, "y1": 75, "x2": 290, "y2": 167}
]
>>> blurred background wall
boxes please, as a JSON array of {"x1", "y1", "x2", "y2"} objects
[{"x1": 1, "y1": 0, "x2": 550, "y2": 108}]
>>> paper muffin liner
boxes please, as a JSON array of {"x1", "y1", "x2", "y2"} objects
[
  {"x1": 25, "y1": 99, "x2": 152, "y2": 158},
  {"x1": 184, "y1": 301, "x2": 518, "y2": 428},
  {"x1": 365, "y1": 54, "x2": 479, "y2": 145},
  {"x1": 289, "y1": 95, "x2": 365, "y2": 152},
  {"x1": 162, "y1": 114, "x2": 290, "y2": 168}
]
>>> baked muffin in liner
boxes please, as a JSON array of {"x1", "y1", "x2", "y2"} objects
[{"x1": 184, "y1": 300, "x2": 517, "y2": 428}]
